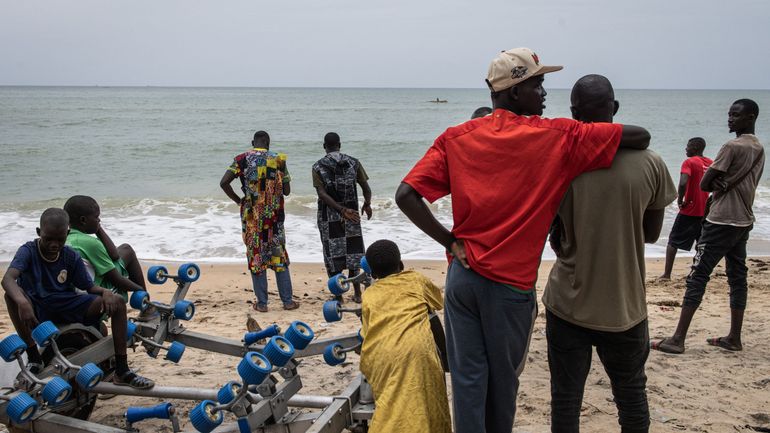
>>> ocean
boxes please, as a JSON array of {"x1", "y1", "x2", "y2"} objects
[{"x1": 1, "y1": 86, "x2": 769, "y2": 264}]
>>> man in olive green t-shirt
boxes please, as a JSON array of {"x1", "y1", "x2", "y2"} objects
[{"x1": 544, "y1": 75, "x2": 676, "y2": 433}]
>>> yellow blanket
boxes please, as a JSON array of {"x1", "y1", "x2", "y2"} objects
[{"x1": 360, "y1": 270, "x2": 451, "y2": 433}]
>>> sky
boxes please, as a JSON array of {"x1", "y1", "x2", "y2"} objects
[{"x1": 1, "y1": 0, "x2": 769, "y2": 89}]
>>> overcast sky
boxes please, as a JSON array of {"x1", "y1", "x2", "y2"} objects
[{"x1": 1, "y1": 0, "x2": 768, "y2": 89}]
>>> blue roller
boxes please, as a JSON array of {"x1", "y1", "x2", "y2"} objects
[
  {"x1": 126, "y1": 321, "x2": 138, "y2": 341},
  {"x1": 237, "y1": 351, "x2": 272, "y2": 385},
  {"x1": 177, "y1": 263, "x2": 201, "y2": 283},
  {"x1": 6, "y1": 393, "x2": 38, "y2": 424},
  {"x1": 129, "y1": 291, "x2": 150, "y2": 312},
  {"x1": 323, "y1": 343, "x2": 346, "y2": 366},
  {"x1": 126, "y1": 402, "x2": 173, "y2": 423},
  {"x1": 357, "y1": 328, "x2": 364, "y2": 343},
  {"x1": 31, "y1": 321, "x2": 59, "y2": 347},
  {"x1": 173, "y1": 300, "x2": 195, "y2": 321},
  {"x1": 263, "y1": 336, "x2": 294, "y2": 367},
  {"x1": 360, "y1": 256, "x2": 372, "y2": 275},
  {"x1": 237, "y1": 417, "x2": 251, "y2": 433},
  {"x1": 0, "y1": 334, "x2": 27, "y2": 362},
  {"x1": 76, "y1": 363, "x2": 104, "y2": 390},
  {"x1": 190, "y1": 400, "x2": 223, "y2": 433},
  {"x1": 327, "y1": 273, "x2": 349, "y2": 295},
  {"x1": 322, "y1": 300, "x2": 342, "y2": 323},
  {"x1": 147, "y1": 265, "x2": 168, "y2": 285},
  {"x1": 165, "y1": 341, "x2": 185, "y2": 363},
  {"x1": 284, "y1": 321, "x2": 314, "y2": 351},
  {"x1": 243, "y1": 324, "x2": 280, "y2": 346},
  {"x1": 41, "y1": 376, "x2": 72, "y2": 406},
  {"x1": 217, "y1": 381, "x2": 242, "y2": 404}
]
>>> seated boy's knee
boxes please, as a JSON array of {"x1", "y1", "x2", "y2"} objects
[{"x1": 118, "y1": 244, "x2": 137, "y2": 260}]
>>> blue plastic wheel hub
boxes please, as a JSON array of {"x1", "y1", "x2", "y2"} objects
[
  {"x1": 284, "y1": 321, "x2": 314, "y2": 351},
  {"x1": 237, "y1": 351, "x2": 272, "y2": 385},
  {"x1": 177, "y1": 263, "x2": 201, "y2": 283}
]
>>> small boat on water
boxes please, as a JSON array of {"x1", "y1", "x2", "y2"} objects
[{"x1": 429, "y1": 98, "x2": 448, "y2": 103}]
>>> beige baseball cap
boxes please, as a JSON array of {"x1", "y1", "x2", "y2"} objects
[{"x1": 486, "y1": 48, "x2": 563, "y2": 92}]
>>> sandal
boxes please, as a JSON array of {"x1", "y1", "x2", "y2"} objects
[
  {"x1": 252, "y1": 303, "x2": 268, "y2": 313},
  {"x1": 114, "y1": 370, "x2": 155, "y2": 389},
  {"x1": 650, "y1": 338, "x2": 685, "y2": 354},
  {"x1": 706, "y1": 336, "x2": 742, "y2": 352},
  {"x1": 283, "y1": 301, "x2": 300, "y2": 311}
]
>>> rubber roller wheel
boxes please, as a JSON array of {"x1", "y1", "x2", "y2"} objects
[
  {"x1": 173, "y1": 299, "x2": 195, "y2": 321},
  {"x1": 237, "y1": 351, "x2": 272, "y2": 385},
  {"x1": 129, "y1": 291, "x2": 150, "y2": 312},
  {"x1": 323, "y1": 343, "x2": 346, "y2": 366},
  {"x1": 6, "y1": 393, "x2": 38, "y2": 424},
  {"x1": 262, "y1": 336, "x2": 294, "y2": 367},
  {"x1": 31, "y1": 321, "x2": 59, "y2": 348},
  {"x1": 0, "y1": 334, "x2": 27, "y2": 362},
  {"x1": 42, "y1": 376, "x2": 72, "y2": 406},
  {"x1": 327, "y1": 273, "x2": 349, "y2": 295},
  {"x1": 322, "y1": 300, "x2": 343, "y2": 323},
  {"x1": 76, "y1": 363, "x2": 104, "y2": 390},
  {"x1": 189, "y1": 400, "x2": 223, "y2": 433},
  {"x1": 165, "y1": 341, "x2": 186, "y2": 363},
  {"x1": 216, "y1": 380, "x2": 242, "y2": 405},
  {"x1": 360, "y1": 256, "x2": 372, "y2": 275},
  {"x1": 284, "y1": 321, "x2": 314, "y2": 351},
  {"x1": 147, "y1": 265, "x2": 168, "y2": 285},
  {"x1": 126, "y1": 321, "x2": 138, "y2": 341},
  {"x1": 177, "y1": 263, "x2": 201, "y2": 283}
]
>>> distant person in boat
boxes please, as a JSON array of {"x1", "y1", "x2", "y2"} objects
[
  {"x1": 658, "y1": 138, "x2": 712, "y2": 280},
  {"x1": 472, "y1": 107, "x2": 493, "y2": 119},
  {"x1": 652, "y1": 99, "x2": 764, "y2": 354},
  {"x1": 220, "y1": 130, "x2": 298, "y2": 313},
  {"x1": 312, "y1": 132, "x2": 373, "y2": 304}
]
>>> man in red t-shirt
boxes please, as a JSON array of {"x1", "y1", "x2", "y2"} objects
[
  {"x1": 395, "y1": 47, "x2": 651, "y2": 433},
  {"x1": 659, "y1": 137, "x2": 713, "y2": 280}
]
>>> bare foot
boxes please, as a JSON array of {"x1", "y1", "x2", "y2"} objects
[{"x1": 650, "y1": 337, "x2": 685, "y2": 354}]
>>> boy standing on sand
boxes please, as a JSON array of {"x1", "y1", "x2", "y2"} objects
[
  {"x1": 1, "y1": 208, "x2": 154, "y2": 388},
  {"x1": 659, "y1": 138, "x2": 713, "y2": 280},
  {"x1": 653, "y1": 99, "x2": 764, "y2": 354},
  {"x1": 63, "y1": 195, "x2": 156, "y2": 320},
  {"x1": 544, "y1": 75, "x2": 676, "y2": 433},
  {"x1": 359, "y1": 239, "x2": 451, "y2": 433},
  {"x1": 396, "y1": 47, "x2": 651, "y2": 433}
]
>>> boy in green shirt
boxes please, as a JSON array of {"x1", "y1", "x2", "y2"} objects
[{"x1": 64, "y1": 195, "x2": 156, "y2": 320}]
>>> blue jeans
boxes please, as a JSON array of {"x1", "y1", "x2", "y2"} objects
[
  {"x1": 444, "y1": 260, "x2": 537, "y2": 433},
  {"x1": 251, "y1": 267, "x2": 293, "y2": 307}
]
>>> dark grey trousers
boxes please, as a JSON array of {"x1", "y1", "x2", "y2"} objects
[{"x1": 444, "y1": 260, "x2": 537, "y2": 433}]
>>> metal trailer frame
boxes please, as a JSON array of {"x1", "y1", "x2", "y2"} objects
[{"x1": 0, "y1": 265, "x2": 373, "y2": 433}]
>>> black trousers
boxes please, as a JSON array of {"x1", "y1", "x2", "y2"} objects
[
  {"x1": 684, "y1": 221, "x2": 752, "y2": 310},
  {"x1": 546, "y1": 311, "x2": 650, "y2": 433}
]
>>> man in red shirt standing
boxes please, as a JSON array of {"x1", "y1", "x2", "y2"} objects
[
  {"x1": 659, "y1": 137, "x2": 713, "y2": 280},
  {"x1": 396, "y1": 48, "x2": 651, "y2": 433}
]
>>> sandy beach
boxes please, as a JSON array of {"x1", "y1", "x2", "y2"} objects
[{"x1": 1, "y1": 257, "x2": 769, "y2": 433}]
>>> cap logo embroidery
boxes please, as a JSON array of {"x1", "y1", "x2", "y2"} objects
[
  {"x1": 532, "y1": 53, "x2": 540, "y2": 65},
  {"x1": 57, "y1": 269, "x2": 67, "y2": 284},
  {"x1": 511, "y1": 66, "x2": 528, "y2": 79}
]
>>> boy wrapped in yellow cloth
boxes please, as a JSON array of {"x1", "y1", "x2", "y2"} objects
[{"x1": 359, "y1": 239, "x2": 451, "y2": 433}]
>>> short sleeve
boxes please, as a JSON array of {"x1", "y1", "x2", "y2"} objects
[
  {"x1": 649, "y1": 154, "x2": 678, "y2": 210},
  {"x1": 710, "y1": 142, "x2": 734, "y2": 173},
  {"x1": 9, "y1": 244, "x2": 32, "y2": 274},
  {"x1": 568, "y1": 122, "x2": 623, "y2": 174},
  {"x1": 312, "y1": 170, "x2": 323, "y2": 188},
  {"x1": 421, "y1": 275, "x2": 444, "y2": 311},
  {"x1": 70, "y1": 252, "x2": 95, "y2": 290},
  {"x1": 82, "y1": 238, "x2": 116, "y2": 277},
  {"x1": 680, "y1": 159, "x2": 693, "y2": 176},
  {"x1": 228, "y1": 156, "x2": 241, "y2": 176},
  {"x1": 402, "y1": 135, "x2": 450, "y2": 203},
  {"x1": 356, "y1": 163, "x2": 369, "y2": 183}
]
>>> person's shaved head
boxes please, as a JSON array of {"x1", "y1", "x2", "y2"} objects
[
  {"x1": 40, "y1": 208, "x2": 69, "y2": 230},
  {"x1": 570, "y1": 74, "x2": 618, "y2": 123}
]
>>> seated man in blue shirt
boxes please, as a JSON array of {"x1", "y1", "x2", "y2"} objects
[{"x1": 1, "y1": 208, "x2": 154, "y2": 389}]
